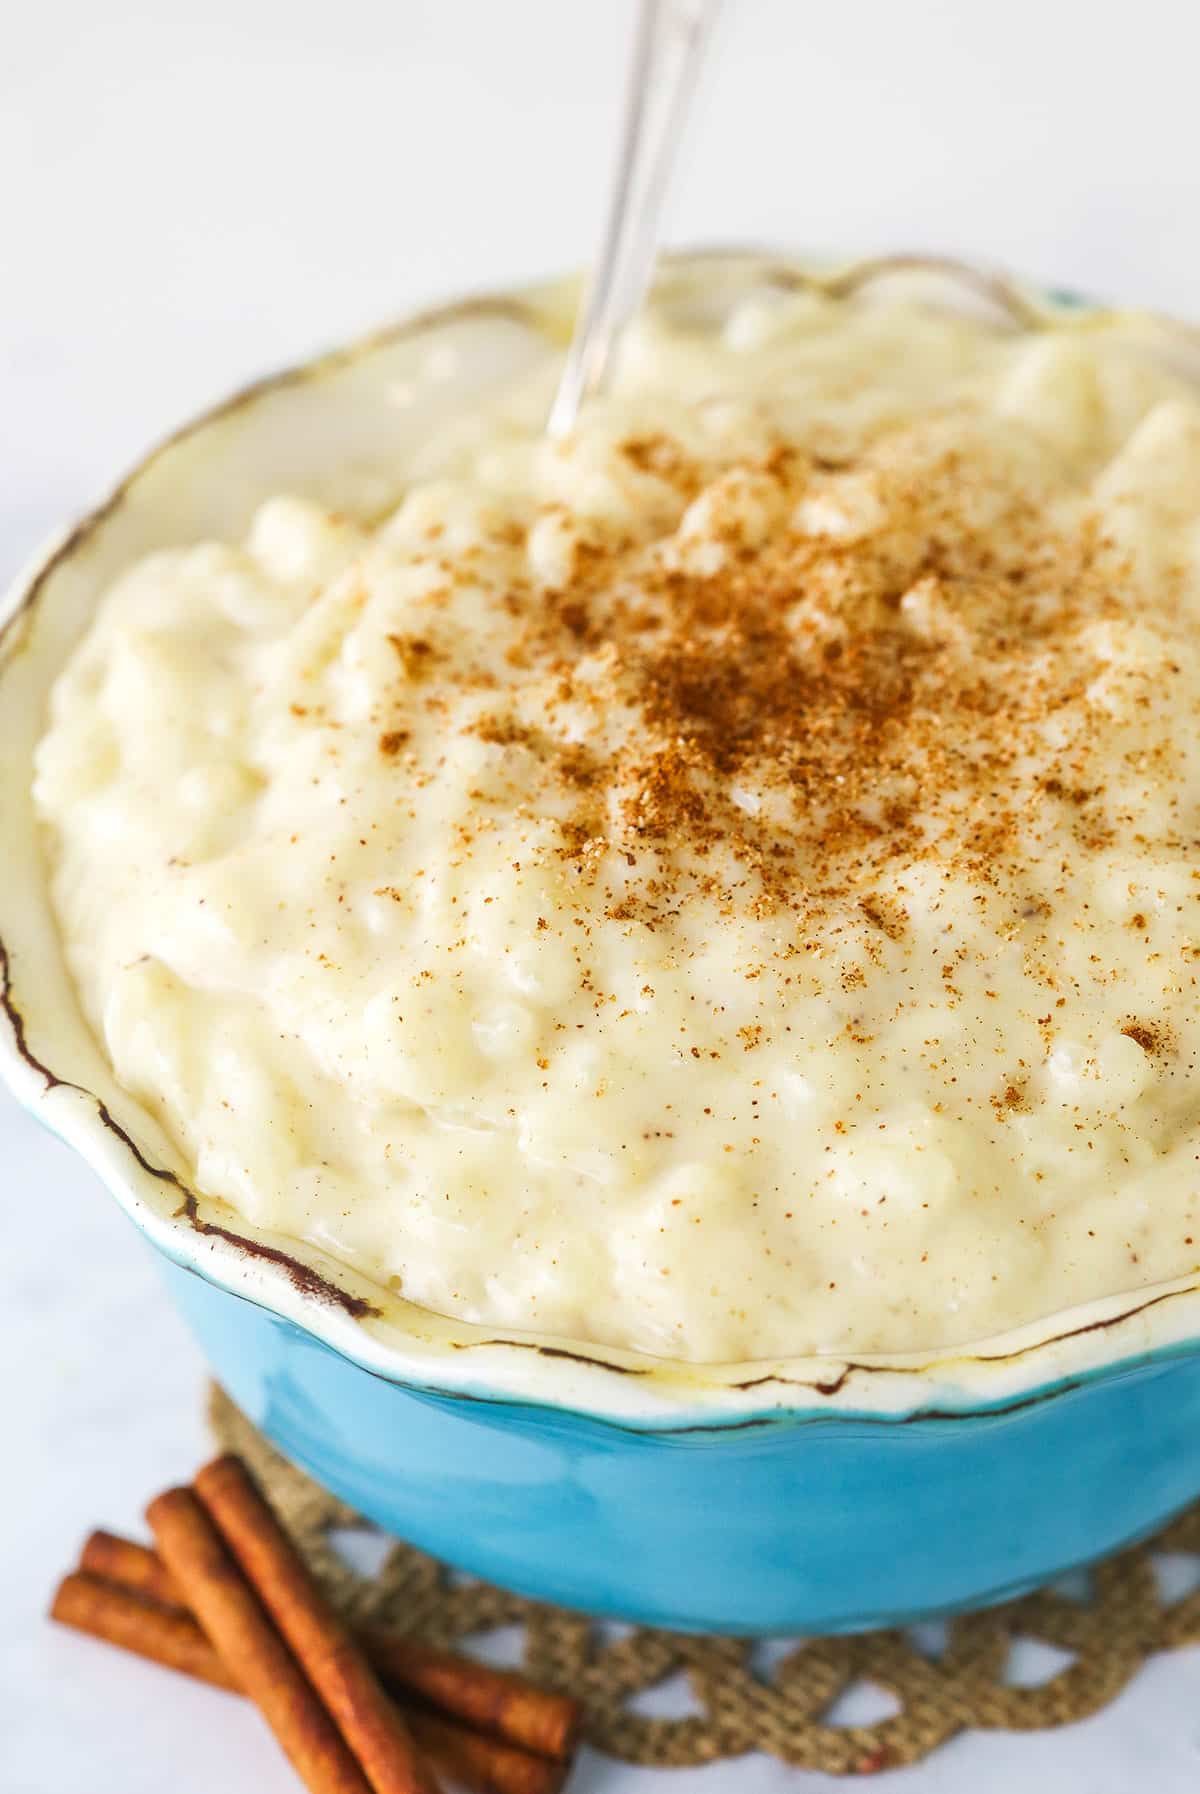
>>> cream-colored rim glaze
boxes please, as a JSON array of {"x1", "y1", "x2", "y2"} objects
[{"x1": 6, "y1": 249, "x2": 1200, "y2": 1424}]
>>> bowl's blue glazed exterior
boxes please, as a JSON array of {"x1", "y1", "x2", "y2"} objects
[
  {"x1": 160, "y1": 1248, "x2": 1200, "y2": 1634},
  {"x1": 9, "y1": 253, "x2": 1200, "y2": 1638}
]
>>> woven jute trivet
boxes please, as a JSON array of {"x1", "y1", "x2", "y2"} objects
[{"x1": 210, "y1": 1385, "x2": 1200, "y2": 1776}]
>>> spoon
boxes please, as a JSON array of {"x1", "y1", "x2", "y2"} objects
[{"x1": 547, "y1": 0, "x2": 720, "y2": 440}]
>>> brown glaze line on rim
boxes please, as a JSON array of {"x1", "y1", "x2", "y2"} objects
[
  {"x1": 177, "y1": 1195, "x2": 379, "y2": 1320},
  {"x1": 723, "y1": 1286, "x2": 1193, "y2": 1395},
  {"x1": 461, "y1": 1339, "x2": 648, "y2": 1377},
  {"x1": 665, "y1": 1377, "x2": 1093, "y2": 1434},
  {"x1": 0, "y1": 937, "x2": 61, "y2": 1090},
  {"x1": 338, "y1": 1337, "x2": 1177, "y2": 1434}
]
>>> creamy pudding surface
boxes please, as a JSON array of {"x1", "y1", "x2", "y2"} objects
[{"x1": 34, "y1": 287, "x2": 1200, "y2": 1361}]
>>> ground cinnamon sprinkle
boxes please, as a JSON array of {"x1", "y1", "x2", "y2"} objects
[
  {"x1": 389, "y1": 634, "x2": 439, "y2": 678},
  {"x1": 1121, "y1": 1020, "x2": 1176, "y2": 1057},
  {"x1": 413, "y1": 430, "x2": 1148, "y2": 946}
]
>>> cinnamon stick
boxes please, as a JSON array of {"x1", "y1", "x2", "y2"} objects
[
  {"x1": 80, "y1": 1529, "x2": 183, "y2": 1609},
  {"x1": 73, "y1": 1528, "x2": 581, "y2": 1760},
  {"x1": 362, "y1": 1632, "x2": 581, "y2": 1761},
  {"x1": 51, "y1": 1569, "x2": 567, "y2": 1794},
  {"x1": 405, "y1": 1708, "x2": 569, "y2": 1794},
  {"x1": 50, "y1": 1570, "x2": 239, "y2": 1693},
  {"x1": 194, "y1": 1454, "x2": 438, "y2": 1794},
  {"x1": 147, "y1": 1485, "x2": 372, "y2": 1794}
]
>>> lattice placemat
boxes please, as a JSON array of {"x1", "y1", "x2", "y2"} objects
[{"x1": 210, "y1": 1385, "x2": 1200, "y2": 1777}]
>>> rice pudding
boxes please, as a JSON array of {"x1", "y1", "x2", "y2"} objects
[{"x1": 33, "y1": 285, "x2": 1200, "y2": 1360}]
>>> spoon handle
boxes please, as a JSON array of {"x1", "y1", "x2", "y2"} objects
[{"x1": 547, "y1": 0, "x2": 719, "y2": 439}]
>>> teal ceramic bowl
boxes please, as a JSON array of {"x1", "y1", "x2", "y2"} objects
[{"x1": 7, "y1": 253, "x2": 1200, "y2": 1633}]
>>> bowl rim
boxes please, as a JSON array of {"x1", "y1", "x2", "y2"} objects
[{"x1": 6, "y1": 245, "x2": 1200, "y2": 1428}]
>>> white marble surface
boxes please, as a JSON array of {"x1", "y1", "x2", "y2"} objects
[{"x1": 4, "y1": 1, "x2": 1200, "y2": 1786}]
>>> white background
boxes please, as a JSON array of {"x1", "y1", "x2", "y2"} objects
[{"x1": 3, "y1": 3, "x2": 1200, "y2": 1788}]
